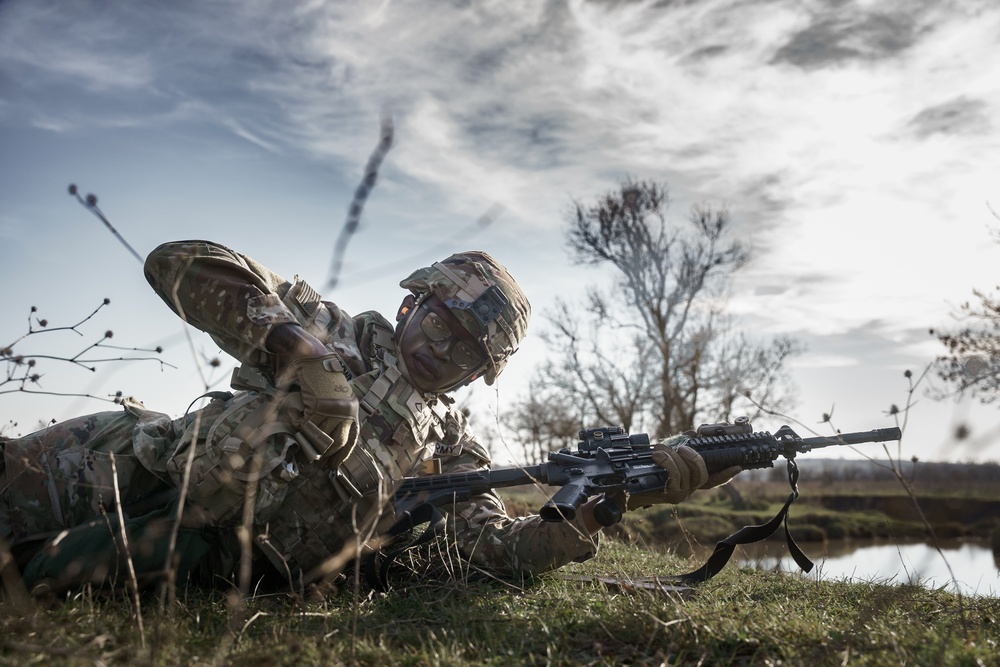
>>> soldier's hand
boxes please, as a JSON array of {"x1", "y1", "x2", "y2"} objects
[
  {"x1": 267, "y1": 324, "x2": 359, "y2": 466},
  {"x1": 293, "y1": 355, "x2": 356, "y2": 419},
  {"x1": 622, "y1": 443, "x2": 741, "y2": 509},
  {"x1": 279, "y1": 354, "x2": 359, "y2": 466}
]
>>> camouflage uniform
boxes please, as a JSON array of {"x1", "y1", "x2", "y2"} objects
[{"x1": 0, "y1": 240, "x2": 597, "y2": 593}]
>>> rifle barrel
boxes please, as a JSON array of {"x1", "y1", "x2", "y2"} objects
[{"x1": 801, "y1": 427, "x2": 902, "y2": 450}]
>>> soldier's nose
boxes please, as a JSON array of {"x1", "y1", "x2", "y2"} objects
[{"x1": 429, "y1": 338, "x2": 452, "y2": 360}]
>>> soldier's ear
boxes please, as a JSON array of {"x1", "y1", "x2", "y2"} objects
[{"x1": 396, "y1": 294, "x2": 417, "y2": 322}]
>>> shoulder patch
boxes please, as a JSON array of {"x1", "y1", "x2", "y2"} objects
[
  {"x1": 441, "y1": 436, "x2": 492, "y2": 466},
  {"x1": 434, "y1": 441, "x2": 464, "y2": 458}
]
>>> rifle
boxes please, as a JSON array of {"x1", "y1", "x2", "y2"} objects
[{"x1": 383, "y1": 419, "x2": 902, "y2": 585}]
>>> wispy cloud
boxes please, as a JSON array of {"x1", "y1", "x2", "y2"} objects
[
  {"x1": 0, "y1": 3, "x2": 154, "y2": 91},
  {"x1": 3, "y1": 0, "x2": 1000, "y2": 458},
  {"x1": 907, "y1": 97, "x2": 992, "y2": 138}
]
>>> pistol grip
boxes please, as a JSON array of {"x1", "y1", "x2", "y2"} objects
[{"x1": 540, "y1": 484, "x2": 588, "y2": 522}]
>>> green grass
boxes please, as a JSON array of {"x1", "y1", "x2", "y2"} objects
[{"x1": 1, "y1": 539, "x2": 997, "y2": 666}]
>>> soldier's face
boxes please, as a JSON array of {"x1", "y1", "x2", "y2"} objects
[{"x1": 396, "y1": 294, "x2": 485, "y2": 393}]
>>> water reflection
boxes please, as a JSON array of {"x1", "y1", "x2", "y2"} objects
[{"x1": 720, "y1": 539, "x2": 999, "y2": 597}]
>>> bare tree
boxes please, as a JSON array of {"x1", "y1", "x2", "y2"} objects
[
  {"x1": 932, "y1": 288, "x2": 1000, "y2": 402},
  {"x1": 1, "y1": 300, "x2": 169, "y2": 405},
  {"x1": 501, "y1": 381, "x2": 582, "y2": 464},
  {"x1": 932, "y1": 206, "x2": 1000, "y2": 403},
  {"x1": 537, "y1": 299, "x2": 655, "y2": 434},
  {"x1": 534, "y1": 177, "x2": 801, "y2": 439}
]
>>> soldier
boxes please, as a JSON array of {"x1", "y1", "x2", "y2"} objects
[{"x1": 0, "y1": 240, "x2": 737, "y2": 595}]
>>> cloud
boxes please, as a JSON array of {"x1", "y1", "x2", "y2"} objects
[
  {"x1": 29, "y1": 116, "x2": 74, "y2": 133},
  {"x1": 771, "y1": 11, "x2": 920, "y2": 69},
  {"x1": 3, "y1": 0, "x2": 1000, "y2": 320},
  {"x1": 3, "y1": 0, "x2": 1000, "y2": 462},
  {"x1": 0, "y1": 3, "x2": 154, "y2": 91},
  {"x1": 907, "y1": 96, "x2": 992, "y2": 138},
  {"x1": 790, "y1": 354, "x2": 858, "y2": 369}
]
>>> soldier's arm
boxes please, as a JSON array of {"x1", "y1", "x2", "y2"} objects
[
  {"x1": 143, "y1": 240, "x2": 330, "y2": 372},
  {"x1": 435, "y1": 436, "x2": 601, "y2": 576}
]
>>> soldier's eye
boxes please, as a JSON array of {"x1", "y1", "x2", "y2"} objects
[
  {"x1": 420, "y1": 309, "x2": 452, "y2": 342},
  {"x1": 451, "y1": 341, "x2": 484, "y2": 370}
]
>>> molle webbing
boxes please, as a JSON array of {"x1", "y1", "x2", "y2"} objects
[
  {"x1": 255, "y1": 443, "x2": 389, "y2": 584},
  {"x1": 358, "y1": 359, "x2": 400, "y2": 418},
  {"x1": 178, "y1": 392, "x2": 300, "y2": 524},
  {"x1": 203, "y1": 392, "x2": 293, "y2": 482},
  {"x1": 252, "y1": 323, "x2": 442, "y2": 584}
]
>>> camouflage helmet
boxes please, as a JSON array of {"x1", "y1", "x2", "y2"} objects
[{"x1": 399, "y1": 251, "x2": 530, "y2": 385}]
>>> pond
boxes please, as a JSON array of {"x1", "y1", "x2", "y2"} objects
[{"x1": 728, "y1": 539, "x2": 999, "y2": 597}]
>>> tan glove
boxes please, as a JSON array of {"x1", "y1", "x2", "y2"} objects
[
  {"x1": 620, "y1": 442, "x2": 742, "y2": 509},
  {"x1": 279, "y1": 354, "x2": 359, "y2": 467}
]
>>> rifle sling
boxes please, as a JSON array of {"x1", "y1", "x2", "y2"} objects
[
  {"x1": 362, "y1": 501, "x2": 446, "y2": 590},
  {"x1": 674, "y1": 457, "x2": 814, "y2": 583}
]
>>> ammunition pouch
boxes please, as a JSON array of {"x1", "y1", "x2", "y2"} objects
[
  {"x1": 146, "y1": 311, "x2": 443, "y2": 588},
  {"x1": 148, "y1": 383, "x2": 359, "y2": 529},
  {"x1": 279, "y1": 354, "x2": 359, "y2": 468},
  {"x1": 251, "y1": 343, "x2": 447, "y2": 587}
]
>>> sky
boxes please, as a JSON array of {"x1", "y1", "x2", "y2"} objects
[{"x1": 2, "y1": 0, "x2": 1000, "y2": 465}]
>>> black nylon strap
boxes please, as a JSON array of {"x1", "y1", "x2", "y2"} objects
[
  {"x1": 674, "y1": 457, "x2": 813, "y2": 583},
  {"x1": 184, "y1": 390, "x2": 235, "y2": 417},
  {"x1": 362, "y1": 501, "x2": 447, "y2": 590}
]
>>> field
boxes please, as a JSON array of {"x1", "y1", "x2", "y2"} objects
[
  {"x1": 2, "y1": 464, "x2": 998, "y2": 666},
  {"x1": 0, "y1": 539, "x2": 997, "y2": 666}
]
